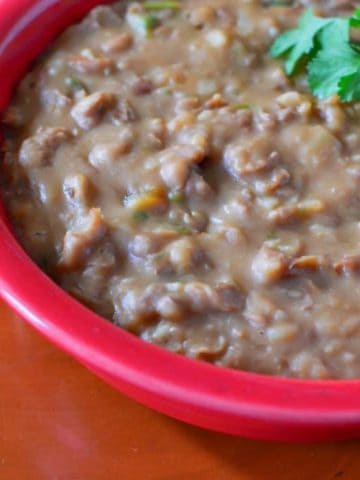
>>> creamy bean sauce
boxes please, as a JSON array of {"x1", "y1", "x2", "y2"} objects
[{"x1": 2, "y1": 0, "x2": 360, "y2": 378}]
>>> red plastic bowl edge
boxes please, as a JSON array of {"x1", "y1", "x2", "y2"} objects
[{"x1": 0, "y1": 0, "x2": 360, "y2": 442}]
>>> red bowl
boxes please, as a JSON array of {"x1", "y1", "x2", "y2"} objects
[{"x1": 1, "y1": 0, "x2": 360, "y2": 443}]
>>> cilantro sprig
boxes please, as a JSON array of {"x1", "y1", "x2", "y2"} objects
[{"x1": 270, "y1": 8, "x2": 360, "y2": 102}]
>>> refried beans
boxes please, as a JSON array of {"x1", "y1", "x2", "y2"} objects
[{"x1": 1, "y1": 0, "x2": 360, "y2": 378}]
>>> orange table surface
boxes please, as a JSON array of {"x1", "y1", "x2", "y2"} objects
[{"x1": 1, "y1": 300, "x2": 360, "y2": 480}]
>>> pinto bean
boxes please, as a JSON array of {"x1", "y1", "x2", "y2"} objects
[
  {"x1": 101, "y1": 32, "x2": 133, "y2": 53},
  {"x1": 160, "y1": 160, "x2": 190, "y2": 190},
  {"x1": 185, "y1": 171, "x2": 213, "y2": 199},
  {"x1": 60, "y1": 208, "x2": 107, "y2": 270},
  {"x1": 112, "y1": 280, "x2": 243, "y2": 328},
  {"x1": 334, "y1": 256, "x2": 360, "y2": 276},
  {"x1": 63, "y1": 173, "x2": 94, "y2": 208},
  {"x1": 71, "y1": 92, "x2": 116, "y2": 130},
  {"x1": 19, "y1": 127, "x2": 72, "y2": 167},
  {"x1": 88, "y1": 128, "x2": 134, "y2": 168},
  {"x1": 167, "y1": 237, "x2": 208, "y2": 274},
  {"x1": 69, "y1": 54, "x2": 114, "y2": 74},
  {"x1": 224, "y1": 137, "x2": 279, "y2": 180},
  {"x1": 132, "y1": 78, "x2": 154, "y2": 96},
  {"x1": 129, "y1": 231, "x2": 178, "y2": 258},
  {"x1": 252, "y1": 246, "x2": 289, "y2": 285}
]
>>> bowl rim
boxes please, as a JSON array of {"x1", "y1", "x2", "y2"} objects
[{"x1": 1, "y1": 0, "x2": 360, "y2": 440}]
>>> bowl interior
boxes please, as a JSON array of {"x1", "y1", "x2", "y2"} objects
[{"x1": 0, "y1": 0, "x2": 360, "y2": 442}]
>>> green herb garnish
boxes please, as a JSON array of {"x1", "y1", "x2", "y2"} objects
[
  {"x1": 270, "y1": 8, "x2": 360, "y2": 102},
  {"x1": 132, "y1": 211, "x2": 149, "y2": 222},
  {"x1": 127, "y1": 13, "x2": 159, "y2": 37},
  {"x1": 143, "y1": 1, "x2": 180, "y2": 11},
  {"x1": 270, "y1": 9, "x2": 334, "y2": 76},
  {"x1": 231, "y1": 103, "x2": 251, "y2": 110},
  {"x1": 350, "y1": 9, "x2": 360, "y2": 30},
  {"x1": 266, "y1": 231, "x2": 279, "y2": 241},
  {"x1": 174, "y1": 225, "x2": 192, "y2": 235},
  {"x1": 64, "y1": 77, "x2": 88, "y2": 93},
  {"x1": 168, "y1": 190, "x2": 185, "y2": 203}
]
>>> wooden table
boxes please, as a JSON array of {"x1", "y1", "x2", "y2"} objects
[{"x1": 1, "y1": 300, "x2": 360, "y2": 480}]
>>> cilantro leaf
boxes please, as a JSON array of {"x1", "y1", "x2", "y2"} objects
[
  {"x1": 339, "y1": 70, "x2": 360, "y2": 102},
  {"x1": 350, "y1": 8, "x2": 360, "y2": 29},
  {"x1": 308, "y1": 20, "x2": 354, "y2": 99},
  {"x1": 270, "y1": 8, "x2": 333, "y2": 75},
  {"x1": 270, "y1": 29, "x2": 300, "y2": 59},
  {"x1": 308, "y1": 43, "x2": 357, "y2": 100},
  {"x1": 270, "y1": 8, "x2": 360, "y2": 102},
  {"x1": 318, "y1": 17, "x2": 349, "y2": 46}
]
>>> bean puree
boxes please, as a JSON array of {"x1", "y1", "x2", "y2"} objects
[{"x1": 2, "y1": 0, "x2": 360, "y2": 378}]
